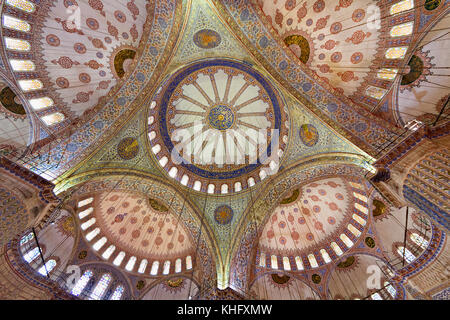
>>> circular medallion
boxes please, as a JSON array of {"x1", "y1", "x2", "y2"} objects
[
  {"x1": 148, "y1": 59, "x2": 288, "y2": 193},
  {"x1": 207, "y1": 105, "x2": 235, "y2": 130},
  {"x1": 117, "y1": 137, "x2": 139, "y2": 160},
  {"x1": 299, "y1": 124, "x2": 319, "y2": 147},
  {"x1": 193, "y1": 29, "x2": 221, "y2": 49},
  {"x1": 214, "y1": 205, "x2": 234, "y2": 225}
]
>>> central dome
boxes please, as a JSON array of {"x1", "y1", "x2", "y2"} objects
[
  {"x1": 207, "y1": 105, "x2": 235, "y2": 130},
  {"x1": 147, "y1": 59, "x2": 289, "y2": 194}
]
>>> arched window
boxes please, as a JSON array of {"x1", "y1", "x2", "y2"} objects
[
  {"x1": 295, "y1": 256, "x2": 304, "y2": 271},
  {"x1": 23, "y1": 247, "x2": 40, "y2": 263},
  {"x1": 331, "y1": 242, "x2": 343, "y2": 256},
  {"x1": 340, "y1": 234, "x2": 354, "y2": 248},
  {"x1": 283, "y1": 257, "x2": 291, "y2": 271},
  {"x1": 259, "y1": 252, "x2": 266, "y2": 267},
  {"x1": 110, "y1": 285, "x2": 124, "y2": 300},
  {"x1": 38, "y1": 259, "x2": 57, "y2": 276},
  {"x1": 102, "y1": 245, "x2": 116, "y2": 259},
  {"x1": 390, "y1": 0, "x2": 414, "y2": 15},
  {"x1": 163, "y1": 261, "x2": 171, "y2": 275},
  {"x1": 4, "y1": 37, "x2": 31, "y2": 51},
  {"x1": 390, "y1": 22, "x2": 414, "y2": 37},
  {"x1": 175, "y1": 258, "x2": 182, "y2": 273},
  {"x1": 113, "y1": 251, "x2": 126, "y2": 266},
  {"x1": 89, "y1": 273, "x2": 112, "y2": 300},
  {"x1": 125, "y1": 256, "x2": 137, "y2": 271},
  {"x1": 77, "y1": 197, "x2": 93, "y2": 208},
  {"x1": 71, "y1": 270, "x2": 93, "y2": 296},
  {"x1": 186, "y1": 256, "x2": 192, "y2": 270},
  {"x1": 2, "y1": 15, "x2": 31, "y2": 32},
  {"x1": 410, "y1": 233, "x2": 429, "y2": 249},
  {"x1": 396, "y1": 246, "x2": 416, "y2": 264},
  {"x1": 138, "y1": 259, "x2": 148, "y2": 274},
  {"x1": 320, "y1": 249, "x2": 331, "y2": 263},
  {"x1": 271, "y1": 255, "x2": 278, "y2": 270}
]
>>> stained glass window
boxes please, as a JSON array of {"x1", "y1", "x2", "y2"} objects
[
  {"x1": 9, "y1": 59, "x2": 35, "y2": 71},
  {"x1": 20, "y1": 232, "x2": 34, "y2": 245},
  {"x1": 295, "y1": 256, "x2": 304, "y2": 270},
  {"x1": 6, "y1": 0, "x2": 35, "y2": 13},
  {"x1": 371, "y1": 292, "x2": 383, "y2": 300},
  {"x1": 347, "y1": 224, "x2": 361, "y2": 237},
  {"x1": 331, "y1": 242, "x2": 343, "y2": 256},
  {"x1": 390, "y1": 22, "x2": 414, "y2": 37},
  {"x1": 384, "y1": 281, "x2": 397, "y2": 298},
  {"x1": 353, "y1": 214, "x2": 366, "y2": 226},
  {"x1": 4, "y1": 37, "x2": 31, "y2": 51},
  {"x1": 186, "y1": 256, "x2": 192, "y2": 270},
  {"x1": 377, "y1": 68, "x2": 398, "y2": 80},
  {"x1": 175, "y1": 258, "x2": 182, "y2": 273},
  {"x1": 71, "y1": 270, "x2": 93, "y2": 296},
  {"x1": 349, "y1": 181, "x2": 363, "y2": 189},
  {"x1": 93, "y1": 237, "x2": 107, "y2": 251},
  {"x1": 320, "y1": 249, "x2": 331, "y2": 263},
  {"x1": 85, "y1": 227, "x2": 100, "y2": 241},
  {"x1": 18, "y1": 79, "x2": 43, "y2": 91},
  {"x1": 38, "y1": 259, "x2": 56, "y2": 276},
  {"x1": 41, "y1": 112, "x2": 65, "y2": 126},
  {"x1": 308, "y1": 254, "x2": 318, "y2": 268},
  {"x1": 410, "y1": 233, "x2": 429, "y2": 249},
  {"x1": 2, "y1": 15, "x2": 31, "y2": 32},
  {"x1": 29, "y1": 97, "x2": 54, "y2": 110},
  {"x1": 113, "y1": 251, "x2": 125, "y2": 266},
  {"x1": 110, "y1": 286, "x2": 124, "y2": 300},
  {"x1": 366, "y1": 86, "x2": 387, "y2": 100},
  {"x1": 283, "y1": 256, "x2": 291, "y2": 270},
  {"x1": 397, "y1": 246, "x2": 416, "y2": 263},
  {"x1": 259, "y1": 253, "x2": 266, "y2": 267},
  {"x1": 150, "y1": 261, "x2": 159, "y2": 275},
  {"x1": 23, "y1": 247, "x2": 40, "y2": 263},
  {"x1": 385, "y1": 47, "x2": 408, "y2": 59},
  {"x1": 78, "y1": 207, "x2": 93, "y2": 219},
  {"x1": 89, "y1": 273, "x2": 112, "y2": 300},
  {"x1": 390, "y1": 0, "x2": 414, "y2": 15}
]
